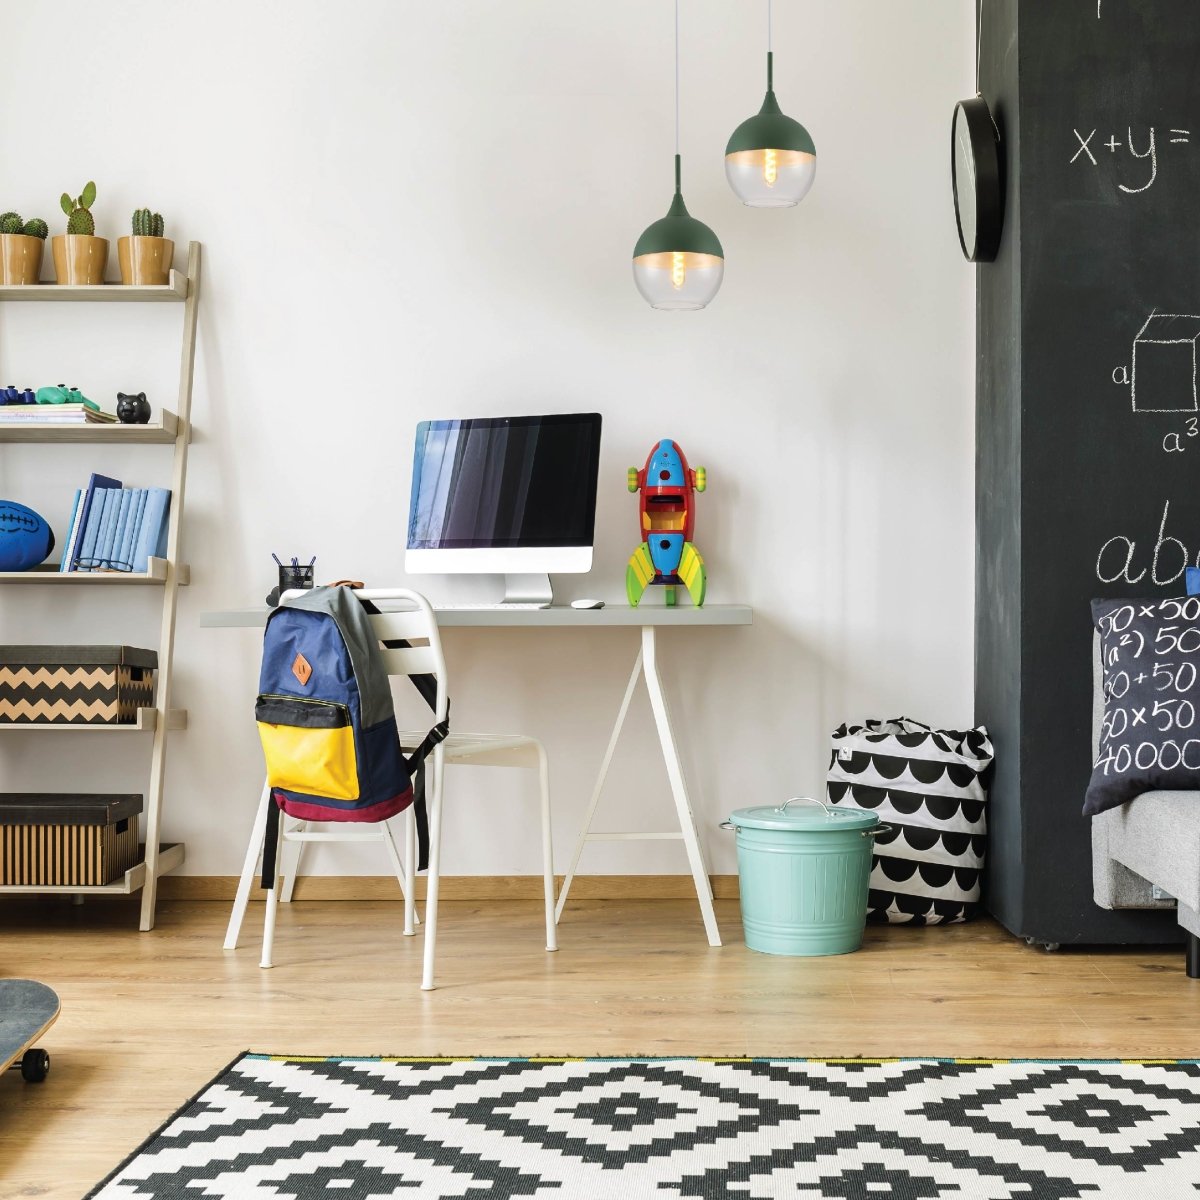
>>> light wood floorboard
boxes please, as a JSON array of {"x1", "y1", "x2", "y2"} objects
[{"x1": 1, "y1": 897, "x2": 1197, "y2": 1198}]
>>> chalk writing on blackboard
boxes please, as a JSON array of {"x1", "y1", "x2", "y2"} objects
[
  {"x1": 1130, "y1": 314, "x2": 1200, "y2": 413},
  {"x1": 1070, "y1": 126, "x2": 1186, "y2": 193},
  {"x1": 1096, "y1": 499, "x2": 1198, "y2": 585},
  {"x1": 1110, "y1": 315, "x2": 1200, "y2": 453}
]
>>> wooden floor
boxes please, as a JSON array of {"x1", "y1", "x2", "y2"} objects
[{"x1": 2, "y1": 896, "x2": 1198, "y2": 1198}]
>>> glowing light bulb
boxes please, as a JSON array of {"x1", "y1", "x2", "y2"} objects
[
  {"x1": 763, "y1": 148, "x2": 778, "y2": 186},
  {"x1": 671, "y1": 251, "x2": 686, "y2": 291}
]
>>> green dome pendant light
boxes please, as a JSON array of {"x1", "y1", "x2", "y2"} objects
[
  {"x1": 632, "y1": 0, "x2": 724, "y2": 311},
  {"x1": 725, "y1": 0, "x2": 816, "y2": 207}
]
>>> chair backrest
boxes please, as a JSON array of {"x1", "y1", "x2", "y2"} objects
[{"x1": 281, "y1": 587, "x2": 448, "y2": 723}]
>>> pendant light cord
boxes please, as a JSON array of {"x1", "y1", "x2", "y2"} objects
[
  {"x1": 767, "y1": 0, "x2": 773, "y2": 90},
  {"x1": 975, "y1": 0, "x2": 982, "y2": 95},
  {"x1": 674, "y1": 0, "x2": 680, "y2": 160}
]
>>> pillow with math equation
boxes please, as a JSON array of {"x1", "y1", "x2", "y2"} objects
[{"x1": 1087, "y1": 595, "x2": 1200, "y2": 815}]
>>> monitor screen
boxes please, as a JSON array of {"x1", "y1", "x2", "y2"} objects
[{"x1": 407, "y1": 413, "x2": 602, "y2": 550}]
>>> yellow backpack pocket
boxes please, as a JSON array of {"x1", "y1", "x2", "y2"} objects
[{"x1": 256, "y1": 694, "x2": 359, "y2": 801}]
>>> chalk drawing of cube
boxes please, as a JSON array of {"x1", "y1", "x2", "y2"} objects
[{"x1": 1132, "y1": 314, "x2": 1200, "y2": 413}]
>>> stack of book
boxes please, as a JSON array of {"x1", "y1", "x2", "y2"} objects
[
  {"x1": 0, "y1": 405, "x2": 116, "y2": 426},
  {"x1": 61, "y1": 474, "x2": 171, "y2": 574}
]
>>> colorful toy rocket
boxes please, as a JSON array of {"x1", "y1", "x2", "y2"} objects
[{"x1": 626, "y1": 439, "x2": 706, "y2": 607}]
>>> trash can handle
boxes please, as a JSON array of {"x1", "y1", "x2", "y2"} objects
[{"x1": 778, "y1": 796, "x2": 831, "y2": 816}]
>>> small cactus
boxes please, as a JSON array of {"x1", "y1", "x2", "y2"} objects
[
  {"x1": 60, "y1": 181, "x2": 97, "y2": 236},
  {"x1": 132, "y1": 207, "x2": 165, "y2": 238},
  {"x1": 0, "y1": 212, "x2": 23, "y2": 235},
  {"x1": 21, "y1": 218, "x2": 48, "y2": 240}
]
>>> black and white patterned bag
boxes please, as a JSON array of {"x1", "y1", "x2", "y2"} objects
[{"x1": 826, "y1": 718, "x2": 994, "y2": 925}]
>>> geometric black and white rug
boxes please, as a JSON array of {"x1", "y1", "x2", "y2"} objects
[{"x1": 88, "y1": 1055, "x2": 1200, "y2": 1199}]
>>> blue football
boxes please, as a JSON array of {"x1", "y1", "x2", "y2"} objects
[{"x1": 0, "y1": 500, "x2": 55, "y2": 571}]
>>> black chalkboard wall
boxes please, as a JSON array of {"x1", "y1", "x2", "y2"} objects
[{"x1": 978, "y1": 0, "x2": 1200, "y2": 944}]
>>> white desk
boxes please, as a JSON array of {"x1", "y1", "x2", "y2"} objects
[{"x1": 199, "y1": 602, "x2": 753, "y2": 946}]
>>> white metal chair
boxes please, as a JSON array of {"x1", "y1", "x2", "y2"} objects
[{"x1": 223, "y1": 587, "x2": 557, "y2": 989}]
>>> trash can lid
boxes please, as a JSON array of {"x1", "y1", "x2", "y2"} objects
[{"x1": 727, "y1": 797, "x2": 879, "y2": 832}]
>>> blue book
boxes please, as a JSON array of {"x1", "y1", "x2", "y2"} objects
[
  {"x1": 59, "y1": 489, "x2": 81, "y2": 571},
  {"x1": 78, "y1": 486, "x2": 113, "y2": 570},
  {"x1": 66, "y1": 473, "x2": 120, "y2": 572},
  {"x1": 115, "y1": 489, "x2": 146, "y2": 572},
  {"x1": 131, "y1": 488, "x2": 171, "y2": 573},
  {"x1": 104, "y1": 489, "x2": 133, "y2": 570}
]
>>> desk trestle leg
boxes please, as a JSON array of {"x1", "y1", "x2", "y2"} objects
[{"x1": 555, "y1": 626, "x2": 721, "y2": 947}]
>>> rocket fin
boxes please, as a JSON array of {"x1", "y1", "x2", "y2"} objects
[
  {"x1": 679, "y1": 542, "x2": 706, "y2": 607},
  {"x1": 626, "y1": 544, "x2": 655, "y2": 607}
]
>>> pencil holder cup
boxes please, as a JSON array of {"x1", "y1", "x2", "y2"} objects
[{"x1": 278, "y1": 563, "x2": 315, "y2": 594}]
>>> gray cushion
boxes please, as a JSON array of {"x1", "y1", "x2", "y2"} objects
[{"x1": 1093, "y1": 793, "x2": 1200, "y2": 913}]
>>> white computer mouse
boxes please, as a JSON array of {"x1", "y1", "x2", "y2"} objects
[{"x1": 570, "y1": 598, "x2": 606, "y2": 610}]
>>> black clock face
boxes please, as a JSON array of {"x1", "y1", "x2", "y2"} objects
[{"x1": 952, "y1": 96, "x2": 1003, "y2": 263}]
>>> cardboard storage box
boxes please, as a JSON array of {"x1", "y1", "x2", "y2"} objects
[
  {"x1": 0, "y1": 794, "x2": 143, "y2": 886},
  {"x1": 0, "y1": 646, "x2": 156, "y2": 724}
]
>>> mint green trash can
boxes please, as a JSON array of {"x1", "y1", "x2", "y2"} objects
[{"x1": 723, "y1": 797, "x2": 882, "y2": 956}]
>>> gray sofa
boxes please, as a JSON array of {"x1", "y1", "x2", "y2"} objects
[{"x1": 1091, "y1": 636, "x2": 1200, "y2": 977}]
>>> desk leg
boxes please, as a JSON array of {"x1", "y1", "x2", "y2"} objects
[
  {"x1": 555, "y1": 647, "x2": 643, "y2": 921},
  {"x1": 641, "y1": 626, "x2": 721, "y2": 946},
  {"x1": 556, "y1": 627, "x2": 721, "y2": 948}
]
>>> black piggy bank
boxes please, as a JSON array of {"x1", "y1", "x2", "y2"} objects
[{"x1": 116, "y1": 392, "x2": 151, "y2": 424}]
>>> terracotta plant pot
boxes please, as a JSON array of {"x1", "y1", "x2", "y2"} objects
[
  {"x1": 117, "y1": 235, "x2": 174, "y2": 286},
  {"x1": 51, "y1": 234, "x2": 109, "y2": 285},
  {"x1": 0, "y1": 234, "x2": 44, "y2": 285}
]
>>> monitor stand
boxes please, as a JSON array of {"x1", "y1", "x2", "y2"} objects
[{"x1": 503, "y1": 573, "x2": 553, "y2": 608}]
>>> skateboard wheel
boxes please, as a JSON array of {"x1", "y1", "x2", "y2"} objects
[{"x1": 20, "y1": 1048, "x2": 49, "y2": 1083}]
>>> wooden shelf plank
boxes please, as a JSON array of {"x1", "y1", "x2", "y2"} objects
[
  {"x1": 0, "y1": 409, "x2": 180, "y2": 444},
  {"x1": 0, "y1": 842, "x2": 185, "y2": 895},
  {"x1": 0, "y1": 708, "x2": 187, "y2": 733},
  {"x1": 0, "y1": 270, "x2": 187, "y2": 303},
  {"x1": 0, "y1": 558, "x2": 189, "y2": 585}
]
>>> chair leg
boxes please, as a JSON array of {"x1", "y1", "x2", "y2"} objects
[
  {"x1": 1187, "y1": 932, "x2": 1200, "y2": 979},
  {"x1": 403, "y1": 806, "x2": 418, "y2": 937},
  {"x1": 421, "y1": 749, "x2": 446, "y2": 991},
  {"x1": 279, "y1": 819, "x2": 307, "y2": 903},
  {"x1": 260, "y1": 811, "x2": 284, "y2": 970},
  {"x1": 536, "y1": 743, "x2": 557, "y2": 953},
  {"x1": 224, "y1": 780, "x2": 271, "y2": 951},
  {"x1": 380, "y1": 816, "x2": 419, "y2": 931}
]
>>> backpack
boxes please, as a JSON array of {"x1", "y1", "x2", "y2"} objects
[{"x1": 254, "y1": 584, "x2": 448, "y2": 887}]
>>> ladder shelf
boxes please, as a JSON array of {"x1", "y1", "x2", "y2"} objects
[{"x1": 0, "y1": 241, "x2": 201, "y2": 929}]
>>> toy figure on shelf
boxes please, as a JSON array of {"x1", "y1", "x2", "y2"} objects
[
  {"x1": 626, "y1": 439, "x2": 707, "y2": 608},
  {"x1": 116, "y1": 391, "x2": 151, "y2": 424}
]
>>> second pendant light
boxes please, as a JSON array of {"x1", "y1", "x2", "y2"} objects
[{"x1": 725, "y1": 0, "x2": 817, "y2": 208}]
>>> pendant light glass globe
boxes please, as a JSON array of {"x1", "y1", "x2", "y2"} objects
[
  {"x1": 633, "y1": 156, "x2": 724, "y2": 311},
  {"x1": 725, "y1": 52, "x2": 816, "y2": 208}
]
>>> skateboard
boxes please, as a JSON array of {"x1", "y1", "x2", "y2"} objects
[{"x1": 0, "y1": 980, "x2": 59, "y2": 1084}]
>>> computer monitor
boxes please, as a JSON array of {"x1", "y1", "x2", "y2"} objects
[{"x1": 406, "y1": 412, "x2": 602, "y2": 606}]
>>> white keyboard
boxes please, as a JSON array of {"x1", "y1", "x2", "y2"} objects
[{"x1": 434, "y1": 603, "x2": 551, "y2": 611}]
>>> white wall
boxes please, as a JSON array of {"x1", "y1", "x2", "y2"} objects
[{"x1": 0, "y1": 1, "x2": 976, "y2": 878}]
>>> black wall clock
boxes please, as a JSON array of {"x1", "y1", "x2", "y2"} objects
[{"x1": 951, "y1": 95, "x2": 1003, "y2": 263}]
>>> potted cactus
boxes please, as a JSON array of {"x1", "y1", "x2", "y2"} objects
[
  {"x1": 0, "y1": 212, "x2": 49, "y2": 285},
  {"x1": 52, "y1": 181, "x2": 107, "y2": 285},
  {"x1": 118, "y1": 207, "x2": 173, "y2": 285}
]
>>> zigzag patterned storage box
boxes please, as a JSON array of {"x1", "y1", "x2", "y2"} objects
[
  {"x1": 0, "y1": 794, "x2": 143, "y2": 886},
  {"x1": 0, "y1": 646, "x2": 156, "y2": 724}
]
